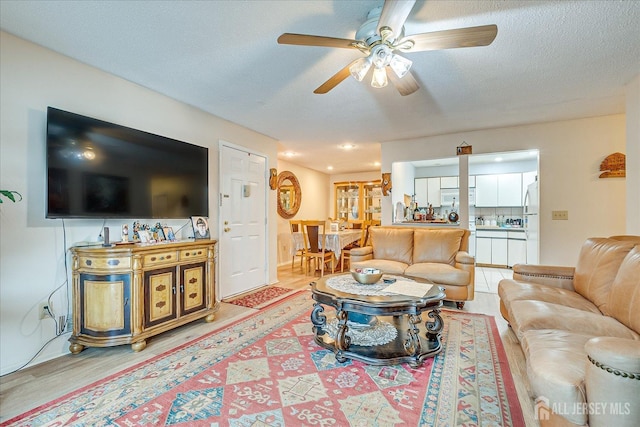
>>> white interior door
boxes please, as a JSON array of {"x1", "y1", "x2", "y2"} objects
[{"x1": 219, "y1": 144, "x2": 267, "y2": 298}]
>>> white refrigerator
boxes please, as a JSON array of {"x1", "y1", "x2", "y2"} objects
[{"x1": 524, "y1": 181, "x2": 539, "y2": 264}]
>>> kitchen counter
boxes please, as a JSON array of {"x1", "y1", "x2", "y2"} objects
[
  {"x1": 393, "y1": 221, "x2": 460, "y2": 227},
  {"x1": 475, "y1": 226, "x2": 525, "y2": 232}
]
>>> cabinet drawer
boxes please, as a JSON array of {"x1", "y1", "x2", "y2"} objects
[
  {"x1": 507, "y1": 231, "x2": 526, "y2": 240},
  {"x1": 143, "y1": 251, "x2": 177, "y2": 267},
  {"x1": 476, "y1": 230, "x2": 507, "y2": 238},
  {"x1": 180, "y1": 247, "x2": 208, "y2": 261},
  {"x1": 78, "y1": 256, "x2": 131, "y2": 270}
]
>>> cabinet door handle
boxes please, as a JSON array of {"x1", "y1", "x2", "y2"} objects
[
  {"x1": 124, "y1": 297, "x2": 129, "y2": 307},
  {"x1": 172, "y1": 286, "x2": 176, "y2": 294}
]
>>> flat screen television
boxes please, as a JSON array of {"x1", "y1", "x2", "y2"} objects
[{"x1": 46, "y1": 107, "x2": 208, "y2": 219}]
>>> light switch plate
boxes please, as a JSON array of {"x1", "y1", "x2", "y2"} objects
[{"x1": 552, "y1": 210, "x2": 569, "y2": 220}]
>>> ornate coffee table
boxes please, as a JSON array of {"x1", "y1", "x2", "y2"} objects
[{"x1": 310, "y1": 273, "x2": 445, "y2": 367}]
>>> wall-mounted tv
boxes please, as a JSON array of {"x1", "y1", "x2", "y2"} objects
[{"x1": 46, "y1": 107, "x2": 208, "y2": 219}]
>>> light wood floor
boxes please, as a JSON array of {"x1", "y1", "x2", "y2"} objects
[{"x1": 0, "y1": 266, "x2": 537, "y2": 426}]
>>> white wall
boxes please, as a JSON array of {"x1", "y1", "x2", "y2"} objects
[
  {"x1": 382, "y1": 115, "x2": 630, "y2": 266},
  {"x1": 626, "y1": 75, "x2": 640, "y2": 234},
  {"x1": 275, "y1": 160, "x2": 330, "y2": 265},
  {"x1": 0, "y1": 32, "x2": 279, "y2": 375}
]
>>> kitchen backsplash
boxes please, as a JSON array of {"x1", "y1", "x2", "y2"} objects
[{"x1": 472, "y1": 206, "x2": 524, "y2": 226}]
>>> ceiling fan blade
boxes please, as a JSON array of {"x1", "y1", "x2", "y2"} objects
[
  {"x1": 388, "y1": 69, "x2": 419, "y2": 96},
  {"x1": 405, "y1": 24, "x2": 498, "y2": 52},
  {"x1": 277, "y1": 33, "x2": 359, "y2": 49},
  {"x1": 377, "y1": 0, "x2": 416, "y2": 37},
  {"x1": 313, "y1": 60, "x2": 358, "y2": 94}
]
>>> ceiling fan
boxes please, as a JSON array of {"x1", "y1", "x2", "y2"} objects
[{"x1": 277, "y1": 0, "x2": 497, "y2": 96}]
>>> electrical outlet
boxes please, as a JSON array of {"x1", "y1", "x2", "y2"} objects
[
  {"x1": 552, "y1": 210, "x2": 569, "y2": 220},
  {"x1": 39, "y1": 303, "x2": 51, "y2": 320}
]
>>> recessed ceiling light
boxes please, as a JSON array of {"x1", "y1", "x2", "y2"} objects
[
  {"x1": 327, "y1": 166, "x2": 333, "y2": 170},
  {"x1": 283, "y1": 151, "x2": 296, "y2": 157},
  {"x1": 373, "y1": 161, "x2": 381, "y2": 167},
  {"x1": 339, "y1": 143, "x2": 356, "y2": 150}
]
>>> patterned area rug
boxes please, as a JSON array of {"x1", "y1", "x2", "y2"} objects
[
  {"x1": 3, "y1": 291, "x2": 525, "y2": 426},
  {"x1": 226, "y1": 286, "x2": 293, "y2": 309}
]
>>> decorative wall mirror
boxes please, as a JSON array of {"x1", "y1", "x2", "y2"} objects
[{"x1": 277, "y1": 171, "x2": 301, "y2": 219}]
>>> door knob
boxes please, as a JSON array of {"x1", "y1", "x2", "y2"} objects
[
  {"x1": 224, "y1": 227, "x2": 231, "y2": 232},
  {"x1": 224, "y1": 221, "x2": 229, "y2": 225}
]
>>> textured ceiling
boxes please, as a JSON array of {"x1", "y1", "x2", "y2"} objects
[{"x1": 1, "y1": 0, "x2": 639, "y2": 174}]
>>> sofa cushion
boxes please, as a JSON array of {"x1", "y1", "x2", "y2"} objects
[
  {"x1": 412, "y1": 228, "x2": 464, "y2": 265},
  {"x1": 520, "y1": 329, "x2": 595, "y2": 426},
  {"x1": 351, "y1": 259, "x2": 408, "y2": 275},
  {"x1": 498, "y1": 279, "x2": 601, "y2": 314},
  {"x1": 370, "y1": 227, "x2": 414, "y2": 265},
  {"x1": 573, "y1": 238, "x2": 636, "y2": 311},
  {"x1": 602, "y1": 246, "x2": 640, "y2": 333},
  {"x1": 405, "y1": 263, "x2": 470, "y2": 287},
  {"x1": 508, "y1": 300, "x2": 640, "y2": 342}
]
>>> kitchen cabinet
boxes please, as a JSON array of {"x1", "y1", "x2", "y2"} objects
[
  {"x1": 440, "y1": 176, "x2": 458, "y2": 189},
  {"x1": 69, "y1": 240, "x2": 217, "y2": 353},
  {"x1": 476, "y1": 173, "x2": 524, "y2": 207},
  {"x1": 414, "y1": 178, "x2": 427, "y2": 206},
  {"x1": 427, "y1": 178, "x2": 441, "y2": 207},
  {"x1": 476, "y1": 237, "x2": 492, "y2": 264},
  {"x1": 475, "y1": 175, "x2": 498, "y2": 207},
  {"x1": 476, "y1": 230, "x2": 508, "y2": 266},
  {"x1": 507, "y1": 235, "x2": 527, "y2": 267},
  {"x1": 414, "y1": 177, "x2": 441, "y2": 207},
  {"x1": 335, "y1": 180, "x2": 381, "y2": 221},
  {"x1": 497, "y1": 173, "x2": 522, "y2": 206}
]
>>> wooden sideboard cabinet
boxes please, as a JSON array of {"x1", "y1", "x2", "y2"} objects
[{"x1": 69, "y1": 240, "x2": 217, "y2": 353}]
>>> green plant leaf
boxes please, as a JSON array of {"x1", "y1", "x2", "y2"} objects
[{"x1": 0, "y1": 190, "x2": 23, "y2": 203}]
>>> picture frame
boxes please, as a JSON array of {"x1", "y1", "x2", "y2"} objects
[
  {"x1": 163, "y1": 227, "x2": 176, "y2": 241},
  {"x1": 137, "y1": 229, "x2": 152, "y2": 243},
  {"x1": 191, "y1": 216, "x2": 210, "y2": 239}
]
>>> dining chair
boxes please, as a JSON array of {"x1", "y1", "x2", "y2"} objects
[
  {"x1": 301, "y1": 220, "x2": 336, "y2": 276},
  {"x1": 340, "y1": 219, "x2": 372, "y2": 272},
  {"x1": 289, "y1": 220, "x2": 305, "y2": 271}
]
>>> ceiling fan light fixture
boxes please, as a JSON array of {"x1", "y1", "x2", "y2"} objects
[
  {"x1": 371, "y1": 66, "x2": 388, "y2": 88},
  {"x1": 371, "y1": 44, "x2": 391, "y2": 68},
  {"x1": 389, "y1": 54, "x2": 412, "y2": 78},
  {"x1": 349, "y1": 57, "x2": 372, "y2": 81}
]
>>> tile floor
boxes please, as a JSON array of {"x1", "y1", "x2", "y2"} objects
[{"x1": 475, "y1": 266, "x2": 513, "y2": 294}]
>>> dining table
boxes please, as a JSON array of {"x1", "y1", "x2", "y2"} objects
[{"x1": 291, "y1": 229, "x2": 362, "y2": 260}]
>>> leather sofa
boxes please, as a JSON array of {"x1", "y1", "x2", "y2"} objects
[
  {"x1": 498, "y1": 236, "x2": 640, "y2": 427},
  {"x1": 350, "y1": 226, "x2": 475, "y2": 308}
]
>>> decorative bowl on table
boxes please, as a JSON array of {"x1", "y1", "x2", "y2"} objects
[{"x1": 351, "y1": 268, "x2": 383, "y2": 284}]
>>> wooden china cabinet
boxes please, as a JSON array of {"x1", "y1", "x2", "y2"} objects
[
  {"x1": 69, "y1": 240, "x2": 217, "y2": 353},
  {"x1": 334, "y1": 180, "x2": 382, "y2": 222}
]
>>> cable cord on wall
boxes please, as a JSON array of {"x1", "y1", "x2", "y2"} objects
[
  {"x1": 1, "y1": 220, "x2": 73, "y2": 378},
  {"x1": 174, "y1": 219, "x2": 193, "y2": 237}
]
